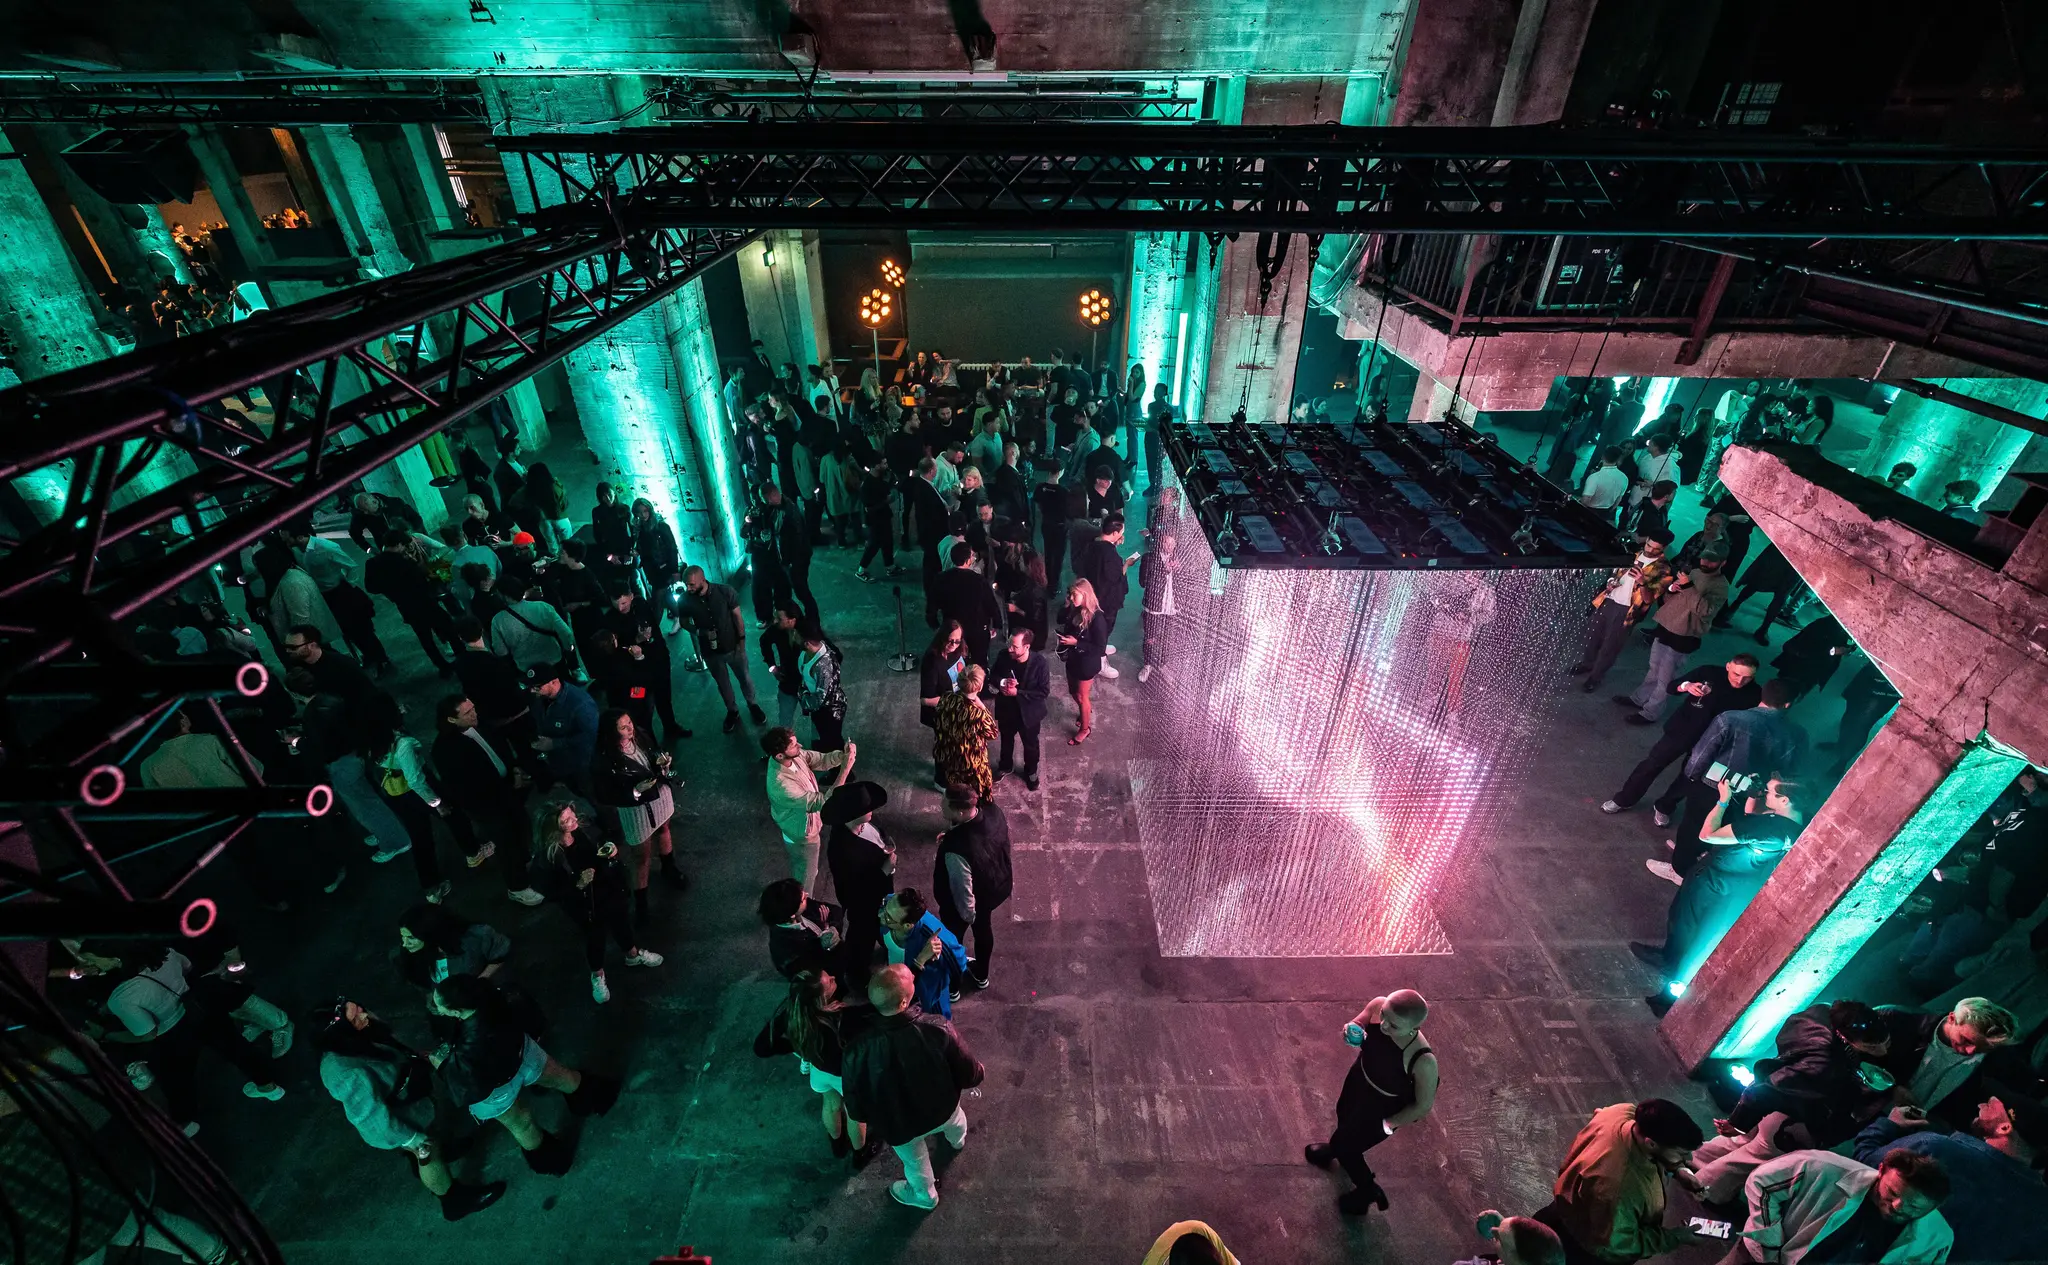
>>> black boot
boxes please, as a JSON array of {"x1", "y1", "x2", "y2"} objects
[
  {"x1": 660, "y1": 853, "x2": 689, "y2": 890},
  {"x1": 830, "y1": 1131, "x2": 851, "y2": 1158},
  {"x1": 1336, "y1": 1183, "x2": 1388, "y2": 1215},
  {"x1": 522, "y1": 1130, "x2": 574, "y2": 1175},
  {"x1": 565, "y1": 1072, "x2": 620, "y2": 1117},
  {"x1": 851, "y1": 1135, "x2": 884, "y2": 1169},
  {"x1": 439, "y1": 1179, "x2": 506, "y2": 1221}
]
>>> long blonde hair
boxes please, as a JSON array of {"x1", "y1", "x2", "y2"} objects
[{"x1": 1065, "y1": 577, "x2": 1100, "y2": 624}]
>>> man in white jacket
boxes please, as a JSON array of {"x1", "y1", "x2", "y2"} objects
[{"x1": 1736, "y1": 1148, "x2": 1952, "y2": 1264}]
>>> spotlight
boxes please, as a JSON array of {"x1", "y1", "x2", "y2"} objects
[
  {"x1": 1728, "y1": 1064, "x2": 1755, "y2": 1088},
  {"x1": 858, "y1": 287, "x2": 892, "y2": 327},
  {"x1": 1078, "y1": 288, "x2": 1111, "y2": 326},
  {"x1": 881, "y1": 258, "x2": 906, "y2": 288},
  {"x1": 1667, "y1": 980, "x2": 1687, "y2": 998},
  {"x1": 762, "y1": 246, "x2": 775, "y2": 267}
]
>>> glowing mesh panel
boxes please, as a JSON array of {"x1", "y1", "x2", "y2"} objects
[{"x1": 1133, "y1": 493, "x2": 1597, "y2": 957}]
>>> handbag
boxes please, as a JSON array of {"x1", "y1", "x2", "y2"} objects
[{"x1": 390, "y1": 1052, "x2": 435, "y2": 1104}]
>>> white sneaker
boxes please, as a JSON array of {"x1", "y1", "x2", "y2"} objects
[
  {"x1": 506, "y1": 887, "x2": 545, "y2": 906},
  {"x1": 465, "y1": 841, "x2": 497, "y2": 869},
  {"x1": 1600, "y1": 799, "x2": 1625, "y2": 814},
  {"x1": 1652, "y1": 809, "x2": 1672, "y2": 828},
  {"x1": 889, "y1": 1179, "x2": 939, "y2": 1210},
  {"x1": 624, "y1": 949, "x2": 664, "y2": 968},
  {"x1": 242, "y1": 1082, "x2": 285, "y2": 1101},
  {"x1": 590, "y1": 970, "x2": 611, "y2": 1003},
  {"x1": 1099, "y1": 662, "x2": 1120, "y2": 679},
  {"x1": 369, "y1": 841, "x2": 412, "y2": 863},
  {"x1": 270, "y1": 1020, "x2": 294, "y2": 1059},
  {"x1": 1645, "y1": 860, "x2": 1683, "y2": 886},
  {"x1": 1137, "y1": 664, "x2": 1153, "y2": 683},
  {"x1": 1105, "y1": 644, "x2": 1117, "y2": 656},
  {"x1": 181, "y1": 1121, "x2": 201, "y2": 1138}
]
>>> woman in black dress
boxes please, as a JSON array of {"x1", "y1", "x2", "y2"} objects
[
  {"x1": 1305, "y1": 989, "x2": 1439, "y2": 1215},
  {"x1": 1055, "y1": 578, "x2": 1111, "y2": 745}
]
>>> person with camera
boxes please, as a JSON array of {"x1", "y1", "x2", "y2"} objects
[
  {"x1": 601, "y1": 579, "x2": 690, "y2": 745},
  {"x1": 1634, "y1": 775, "x2": 1809, "y2": 1013},
  {"x1": 1601, "y1": 654, "x2": 1760, "y2": 814},
  {"x1": 317, "y1": 998, "x2": 506, "y2": 1221},
  {"x1": 840, "y1": 963, "x2": 986, "y2": 1210},
  {"x1": 592, "y1": 708, "x2": 686, "y2": 924},
  {"x1": 1652, "y1": 680, "x2": 1806, "y2": 884},
  {"x1": 1620, "y1": 547, "x2": 1731, "y2": 723},
  {"x1": 531, "y1": 799, "x2": 663, "y2": 1004},
  {"x1": 763, "y1": 726, "x2": 857, "y2": 893},
  {"x1": 427, "y1": 973, "x2": 616, "y2": 1176},
  {"x1": 1305, "y1": 990, "x2": 1438, "y2": 1216},
  {"x1": 1569, "y1": 530, "x2": 1675, "y2": 692}
]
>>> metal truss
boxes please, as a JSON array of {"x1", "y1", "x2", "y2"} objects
[
  {"x1": 653, "y1": 76, "x2": 1201, "y2": 123},
  {"x1": 497, "y1": 122, "x2": 2048, "y2": 239},
  {"x1": 0, "y1": 217, "x2": 753, "y2": 939},
  {"x1": 0, "y1": 74, "x2": 488, "y2": 125}
]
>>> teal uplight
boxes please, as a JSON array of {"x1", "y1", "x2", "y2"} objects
[
  {"x1": 664, "y1": 278, "x2": 746, "y2": 578},
  {"x1": 1710, "y1": 736, "x2": 2025, "y2": 1059},
  {"x1": 1125, "y1": 231, "x2": 1185, "y2": 404}
]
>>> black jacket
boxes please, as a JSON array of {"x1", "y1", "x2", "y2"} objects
[
  {"x1": 455, "y1": 647, "x2": 527, "y2": 728},
  {"x1": 827, "y1": 823, "x2": 894, "y2": 936},
  {"x1": 990, "y1": 464, "x2": 1032, "y2": 527},
  {"x1": 840, "y1": 1008, "x2": 984, "y2": 1146},
  {"x1": 906, "y1": 478, "x2": 950, "y2": 547},
  {"x1": 1073, "y1": 537, "x2": 1129, "y2": 612},
  {"x1": 933, "y1": 567, "x2": 1001, "y2": 638},
  {"x1": 430, "y1": 727, "x2": 517, "y2": 816},
  {"x1": 364, "y1": 550, "x2": 443, "y2": 620},
  {"x1": 1660, "y1": 665, "x2": 1762, "y2": 746},
  {"x1": 768, "y1": 897, "x2": 841, "y2": 979},
  {"x1": 440, "y1": 989, "x2": 529, "y2": 1110},
  {"x1": 935, "y1": 801, "x2": 1014, "y2": 925},
  {"x1": 591, "y1": 502, "x2": 634, "y2": 563},
  {"x1": 591, "y1": 743, "x2": 664, "y2": 810},
  {"x1": 534, "y1": 826, "x2": 630, "y2": 923},
  {"x1": 988, "y1": 649, "x2": 1051, "y2": 728},
  {"x1": 636, "y1": 517, "x2": 680, "y2": 579}
]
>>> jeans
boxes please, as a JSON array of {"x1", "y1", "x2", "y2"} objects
[
  {"x1": 891, "y1": 1103, "x2": 969, "y2": 1206},
  {"x1": 702, "y1": 647, "x2": 760, "y2": 714},
  {"x1": 944, "y1": 908, "x2": 996, "y2": 982},
  {"x1": 1612, "y1": 729, "x2": 1696, "y2": 808},
  {"x1": 328, "y1": 755, "x2": 407, "y2": 852},
  {"x1": 1900, "y1": 908, "x2": 1996, "y2": 992},
  {"x1": 1629, "y1": 639, "x2": 1689, "y2": 721}
]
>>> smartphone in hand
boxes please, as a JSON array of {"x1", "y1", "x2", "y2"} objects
[{"x1": 1688, "y1": 1218, "x2": 1732, "y2": 1240}]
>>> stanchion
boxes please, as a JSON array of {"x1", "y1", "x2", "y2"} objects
[{"x1": 888, "y1": 586, "x2": 917, "y2": 672}]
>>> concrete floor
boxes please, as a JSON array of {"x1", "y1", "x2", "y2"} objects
[{"x1": 147, "y1": 413, "x2": 1886, "y2": 1265}]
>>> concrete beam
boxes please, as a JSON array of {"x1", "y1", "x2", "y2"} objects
[
  {"x1": 1336, "y1": 284, "x2": 2000, "y2": 413},
  {"x1": 1660, "y1": 442, "x2": 2048, "y2": 1065}
]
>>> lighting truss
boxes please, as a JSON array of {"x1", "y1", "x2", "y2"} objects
[
  {"x1": 654, "y1": 76, "x2": 1201, "y2": 123},
  {"x1": 498, "y1": 122, "x2": 2048, "y2": 239},
  {"x1": 0, "y1": 218, "x2": 754, "y2": 939},
  {"x1": 0, "y1": 74, "x2": 488, "y2": 125}
]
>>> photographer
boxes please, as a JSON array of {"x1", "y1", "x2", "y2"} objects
[
  {"x1": 1634, "y1": 774, "x2": 1808, "y2": 1013},
  {"x1": 1654, "y1": 679, "x2": 1804, "y2": 884}
]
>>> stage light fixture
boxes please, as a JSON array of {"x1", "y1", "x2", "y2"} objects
[
  {"x1": 881, "y1": 257, "x2": 905, "y2": 288},
  {"x1": 1729, "y1": 1064, "x2": 1756, "y2": 1088},
  {"x1": 858, "y1": 287, "x2": 892, "y2": 327},
  {"x1": 762, "y1": 245, "x2": 775, "y2": 267},
  {"x1": 1079, "y1": 288, "x2": 1111, "y2": 326}
]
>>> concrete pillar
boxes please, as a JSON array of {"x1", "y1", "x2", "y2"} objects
[
  {"x1": 1123, "y1": 231, "x2": 1187, "y2": 403},
  {"x1": 184, "y1": 128, "x2": 280, "y2": 271},
  {"x1": 1664, "y1": 707, "x2": 2020, "y2": 1064},
  {"x1": 1856, "y1": 378, "x2": 2048, "y2": 508},
  {"x1": 487, "y1": 74, "x2": 731, "y2": 568},
  {"x1": 301, "y1": 126, "x2": 414, "y2": 279},
  {"x1": 737, "y1": 229, "x2": 829, "y2": 378},
  {"x1": 1200, "y1": 79, "x2": 1346, "y2": 423},
  {"x1": 1664, "y1": 443, "x2": 2048, "y2": 1065}
]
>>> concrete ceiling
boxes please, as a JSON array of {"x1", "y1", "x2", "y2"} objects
[{"x1": 0, "y1": 0, "x2": 1415, "y2": 77}]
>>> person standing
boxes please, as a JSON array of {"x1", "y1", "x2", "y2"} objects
[
  {"x1": 754, "y1": 971, "x2": 883, "y2": 1166},
  {"x1": 101, "y1": 947, "x2": 287, "y2": 1127},
  {"x1": 1654, "y1": 680, "x2": 1805, "y2": 883},
  {"x1": 364, "y1": 529, "x2": 456, "y2": 676},
  {"x1": 1073, "y1": 513, "x2": 1138, "y2": 679},
  {"x1": 489, "y1": 582, "x2": 579, "y2": 678},
  {"x1": 796, "y1": 618, "x2": 848, "y2": 752},
  {"x1": 758, "y1": 603, "x2": 807, "y2": 730},
  {"x1": 525, "y1": 665, "x2": 599, "y2": 798},
  {"x1": 1034, "y1": 462, "x2": 1078, "y2": 587},
  {"x1": 1533, "y1": 1100, "x2": 1711, "y2": 1265},
  {"x1": 678, "y1": 565, "x2": 767, "y2": 733},
  {"x1": 933, "y1": 541, "x2": 1002, "y2": 667},
  {"x1": 1057, "y1": 578, "x2": 1112, "y2": 744},
  {"x1": 431, "y1": 695, "x2": 544, "y2": 907},
  {"x1": 990, "y1": 629, "x2": 1050, "y2": 790},
  {"x1": 631, "y1": 498, "x2": 681, "y2": 604},
  {"x1": 591, "y1": 709, "x2": 686, "y2": 923},
  {"x1": 758, "y1": 878, "x2": 844, "y2": 978},
  {"x1": 1634, "y1": 776, "x2": 1809, "y2": 1011},
  {"x1": 362, "y1": 716, "x2": 481, "y2": 903},
  {"x1": 1136, "y1": 530, "x2": 1180, "y2": 686},
  {"x1": 1579, "y1": 447, "x2": 1630, "y2": 517},
  {"x1": 934, "y1": 786, "x2": 1011, "y2": 992},
  {"x1": 855, "y1": 457, "x2": 900, "y2": 583},
  {"x1": 762, "y1": 727, "x2": 857, "y2": 892},
  {"x1": 1621, "y1": 550, "x2": 1731, "y2": 723},
  {"x1": 840, "y1": 963, "x2": 985, "y2": 1210},
  {"x1": 824, "y1": 782, "x2": 895, "y2": 976},
  {"x1": 879, "y1": 888, "x2": 969, "y2": 1018},
  {"x1": 1714, "y1": 544, "x2": 1806, "y2": 646},
  {"x1": 1768, "y1": 616, "x2": 1851, "y2": 705},
  {"x1": 317, "y1": 1000, "x2": 505, "y2": 1221},
  {"x1": 531, "y1": 801, "x2": 663, "y2": 1003},
  {"x1": 288, "y1": 524, "x2": 391, "y2": 674},
  {"x1": 1305, "y1": 990, "x2": 1439, "y2": 1216},
  {"x1": 1601, "y1": 654, "x2": 1760, "y2": 814},
  {"x1": 602, "y1": 580, "x2": 689, "y2": 744},
  {"x1": 1570, "y1": 533, "x2": 1674, "y2": 693},
  {"x1": 906, "y1": 456, "x2": 952, "y2": 625},
  {"x1": 932, "y1": 665, "x2": 999, "y2": 800}
]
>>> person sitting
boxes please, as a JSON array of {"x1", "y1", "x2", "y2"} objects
[
  {"x1": 1852, "y1": 1095, "x2": 2048, "y2": 1265},
  {"x1": 1873, "y1": 996, "x2": 2019, "y2": 1123},
  {"x1": 1533, "y1": 1099, "x2": 1712, "y2": 1265},
  {"x1": 1737, "y1": 1148, "x2": 1951, "y2": 1264}
]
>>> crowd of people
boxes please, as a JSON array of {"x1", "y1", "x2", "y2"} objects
[{"x1": 29, "y1": 352, "x2": 2048, "y2": 1263}]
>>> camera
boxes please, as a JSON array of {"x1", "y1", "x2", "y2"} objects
[{"x1": 1705, "y1": 762, "x2": 1756, "y2": 794}]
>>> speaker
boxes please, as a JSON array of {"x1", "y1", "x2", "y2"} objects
[{"x1": 60, "y1": 129, "x2": 201, "y2": 205}]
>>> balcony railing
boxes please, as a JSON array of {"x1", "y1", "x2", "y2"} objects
[{"x1": 1357, "y1": 233, "x2": 1818, "y2": 336}]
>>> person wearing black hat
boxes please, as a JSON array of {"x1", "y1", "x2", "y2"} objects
[
  {"x1": 1852, "y1": 1093, "x2": 2048, "y2": 1263},
  {"x1": 934, "y1": 784, "x2": 1012, "y2": 993},
  {"x1": 989, "y1": 627, "x2": 1050, "y2": 790},
  {"x1": 317, "y1": 999, "x2": 506, "y2": 1221},
  {"x1": 525, "y1": 665, "x2": 598, "y2": 798},
  {"x1": 824, "y1": 781, "x2": 896, "y2": 976}
]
